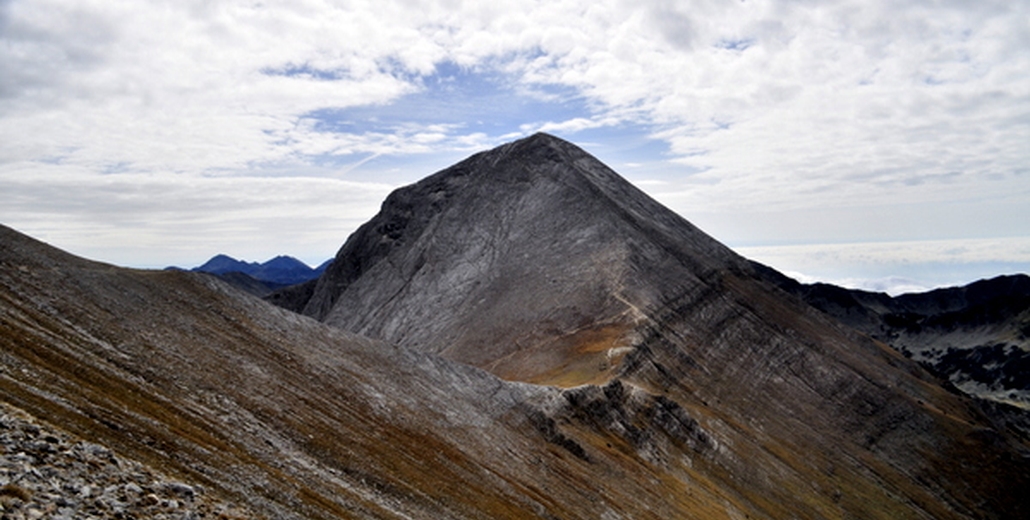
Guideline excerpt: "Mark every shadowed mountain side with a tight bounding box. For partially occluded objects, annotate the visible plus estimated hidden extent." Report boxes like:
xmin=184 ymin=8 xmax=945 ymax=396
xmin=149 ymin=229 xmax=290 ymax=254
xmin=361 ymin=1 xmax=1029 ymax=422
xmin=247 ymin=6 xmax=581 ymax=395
xmin=273 ymin=133 xmax=1030 ymax=518
xmin=266 ymin=277 xmax=318 ymax=313
xmin=2 ymin=224 xmax=788 ymax=519
xmin=208 ymin=270 xmax=286 ymax=297
xmin=753 ymin=263 xmax=1030 ymax=408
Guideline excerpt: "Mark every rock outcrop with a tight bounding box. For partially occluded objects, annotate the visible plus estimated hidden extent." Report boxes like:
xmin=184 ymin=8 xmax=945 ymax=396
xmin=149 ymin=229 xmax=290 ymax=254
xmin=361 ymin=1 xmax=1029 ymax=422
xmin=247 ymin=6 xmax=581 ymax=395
xmin=0 ymin=401 xmax=250 ymax=520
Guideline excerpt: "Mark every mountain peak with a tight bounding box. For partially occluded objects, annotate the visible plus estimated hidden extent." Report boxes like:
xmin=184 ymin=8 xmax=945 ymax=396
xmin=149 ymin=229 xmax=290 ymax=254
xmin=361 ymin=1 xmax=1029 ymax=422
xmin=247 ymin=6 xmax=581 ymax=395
xmin=288 ymin=134 xmax=745 ymax=384
xmin=520 ymin=131 xmax=567 ymax=144
xmin=194 ymin=254 xmax=252 ymax=273
xmin=190 ymin=254 xmax=324 ymax=288
xmin=495 ymin=131 xmax=586 ymax=160
xmin=260 ymin=136 xmax=1030 ymax=518
xmin=262 ymin=255 xmax=310 ymax=270
xmin=399 ymin=132 xmax=598 ymax=197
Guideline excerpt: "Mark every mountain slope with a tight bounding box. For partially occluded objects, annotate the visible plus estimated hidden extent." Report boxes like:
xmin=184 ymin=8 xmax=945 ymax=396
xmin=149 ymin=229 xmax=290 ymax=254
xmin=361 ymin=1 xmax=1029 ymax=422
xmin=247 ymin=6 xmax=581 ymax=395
xmin=753 ymin=264 xmax=1030 ymax=408
xmin=278 ymin=132 xmax=1030 ymax=519
xmin=289 ymin=132 xmax=746 ymax=384
xmin=1 ymin=224 xmax=772 ymax=519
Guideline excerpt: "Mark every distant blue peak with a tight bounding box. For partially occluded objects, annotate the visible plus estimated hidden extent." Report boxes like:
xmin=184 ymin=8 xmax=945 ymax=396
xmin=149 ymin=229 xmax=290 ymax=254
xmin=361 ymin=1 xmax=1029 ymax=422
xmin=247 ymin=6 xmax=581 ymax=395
xmin=194 ymin=254 xmax=249 ymax=273
xmin=263 ymin=256 xmax=310 ymax=269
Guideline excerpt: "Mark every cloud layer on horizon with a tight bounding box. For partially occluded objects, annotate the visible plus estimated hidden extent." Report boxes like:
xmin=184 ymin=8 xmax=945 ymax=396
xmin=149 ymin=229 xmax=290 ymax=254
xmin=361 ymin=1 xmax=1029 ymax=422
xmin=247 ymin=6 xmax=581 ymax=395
xmin=737 ymin=237 xmax=1030 ymax=295
xmin=1 ymin=0 xmax=1028 ymax=274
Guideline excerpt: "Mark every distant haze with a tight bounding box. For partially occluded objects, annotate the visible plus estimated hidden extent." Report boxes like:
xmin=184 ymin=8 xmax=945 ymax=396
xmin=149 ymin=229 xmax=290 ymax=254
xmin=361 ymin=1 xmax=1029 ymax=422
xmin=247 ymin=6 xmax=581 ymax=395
xmin=736 ymin=237 xmax=1030 ymax=295
xmin=1 ymin=1 xmax=1027 ymax=293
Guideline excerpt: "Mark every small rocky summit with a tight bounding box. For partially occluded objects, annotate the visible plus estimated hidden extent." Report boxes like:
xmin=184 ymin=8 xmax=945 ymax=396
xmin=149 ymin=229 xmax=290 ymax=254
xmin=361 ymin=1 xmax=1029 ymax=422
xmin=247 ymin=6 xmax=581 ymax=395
xmin=0 ymin=402 xmax=250 ymax=520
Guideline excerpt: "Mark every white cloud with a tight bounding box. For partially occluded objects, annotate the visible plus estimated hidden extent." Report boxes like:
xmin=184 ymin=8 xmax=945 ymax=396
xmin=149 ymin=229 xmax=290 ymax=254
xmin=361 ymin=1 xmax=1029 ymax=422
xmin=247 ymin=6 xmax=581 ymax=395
xmin=0 ymin=0 xmax=458 ymax=174
xmin=0 ymin=163 xmax=393 ymax=267
xmin=519 ymin=115 xmax=623 ymax=135
xmin=541 ymin=0 xmax=1030 ymax=213
xmin=736 ymin=237 xmax=1030 ymax=294
xmin=739 ymin=237 xmax=1030 ymax=269
xmin=1 ymin=0 xmax=1028 ymax=271
xmin=6 ymin=0 xmax=1027 ymax=180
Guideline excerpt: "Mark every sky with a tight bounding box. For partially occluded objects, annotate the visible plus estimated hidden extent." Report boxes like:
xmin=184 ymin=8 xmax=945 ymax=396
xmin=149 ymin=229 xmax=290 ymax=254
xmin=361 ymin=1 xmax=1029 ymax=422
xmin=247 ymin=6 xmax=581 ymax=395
xmin=1 ymin=0 xmax=1028 ymax=295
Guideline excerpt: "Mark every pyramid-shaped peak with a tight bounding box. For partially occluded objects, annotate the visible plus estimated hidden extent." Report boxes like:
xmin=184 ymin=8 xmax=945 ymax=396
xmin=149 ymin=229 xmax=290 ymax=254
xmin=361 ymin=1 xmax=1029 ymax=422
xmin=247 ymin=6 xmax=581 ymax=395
xmin=292 ymin=133 xmax=748 ymax=374
xmin=480 ymin=132 xmax=591 ymax=165
xmin=194 ymin=254 xmax=250 ymax=273
xmin=405 ymin=132 xmax=612 ymax=198
xmin=264 ymin=255 xmax=310 ymax=269
xmin=507 ymin=131 xmax=580 ymax=152
xmin=522 ymin=131 xmax=566 ymax=143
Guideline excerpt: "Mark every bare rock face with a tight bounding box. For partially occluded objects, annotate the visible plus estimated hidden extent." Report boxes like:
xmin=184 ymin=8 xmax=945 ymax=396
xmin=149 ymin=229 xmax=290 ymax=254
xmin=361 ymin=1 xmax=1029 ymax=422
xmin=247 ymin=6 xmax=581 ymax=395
xmin=294 ymin=132 xmax=747 ymax=385
xmin=279 ymin=133 xmax=1030 ymax=519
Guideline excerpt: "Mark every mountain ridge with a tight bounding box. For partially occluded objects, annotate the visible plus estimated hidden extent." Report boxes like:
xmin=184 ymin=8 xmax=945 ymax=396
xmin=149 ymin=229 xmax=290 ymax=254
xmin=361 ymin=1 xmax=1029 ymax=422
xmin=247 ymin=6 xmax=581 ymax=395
xmin=752 ymin=262 xmax=1030 ymax=408
xmin=9 ymin=219 xmax=960 ymax=519
xmin=2 ymin=222 xmax=747 ymax=519
xmin=170 ymin=253 xmax=331 ymax=296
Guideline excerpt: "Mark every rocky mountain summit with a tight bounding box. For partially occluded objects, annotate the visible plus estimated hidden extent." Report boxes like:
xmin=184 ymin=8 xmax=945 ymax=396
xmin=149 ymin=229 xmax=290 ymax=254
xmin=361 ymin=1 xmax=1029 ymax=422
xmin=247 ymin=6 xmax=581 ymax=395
xmin=274 ymin=132 xmax=747 ymax=384
xmin=3 ymin=133 xmax=1029 ymax=518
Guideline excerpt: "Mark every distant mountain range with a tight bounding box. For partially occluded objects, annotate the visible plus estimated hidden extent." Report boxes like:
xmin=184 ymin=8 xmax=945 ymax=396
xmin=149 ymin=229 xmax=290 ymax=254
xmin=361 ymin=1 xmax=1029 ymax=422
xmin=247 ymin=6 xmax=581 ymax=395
xmin=169 ymin=254 xmax=331 ymax=296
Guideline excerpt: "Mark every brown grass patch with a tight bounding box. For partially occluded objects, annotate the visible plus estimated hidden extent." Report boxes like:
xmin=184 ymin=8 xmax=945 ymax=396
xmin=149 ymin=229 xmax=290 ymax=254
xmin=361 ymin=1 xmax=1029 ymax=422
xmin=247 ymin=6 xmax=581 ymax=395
xmin=0 ymin=483 xmax=32 ymax=503
xmin=489 ymin=323 xmax=635 ymax=387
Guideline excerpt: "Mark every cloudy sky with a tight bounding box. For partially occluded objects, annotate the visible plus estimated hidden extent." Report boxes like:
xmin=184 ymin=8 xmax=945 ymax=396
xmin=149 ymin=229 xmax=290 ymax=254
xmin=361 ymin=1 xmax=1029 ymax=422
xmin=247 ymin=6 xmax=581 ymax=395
xmin=2 ymin=0 xmax=1028 ymax=294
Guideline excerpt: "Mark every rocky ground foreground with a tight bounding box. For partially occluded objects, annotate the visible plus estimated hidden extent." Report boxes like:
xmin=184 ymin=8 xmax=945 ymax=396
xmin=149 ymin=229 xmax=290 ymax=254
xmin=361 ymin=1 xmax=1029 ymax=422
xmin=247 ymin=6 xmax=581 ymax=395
xmin=0 ymin=402 xmax=251 ymax=520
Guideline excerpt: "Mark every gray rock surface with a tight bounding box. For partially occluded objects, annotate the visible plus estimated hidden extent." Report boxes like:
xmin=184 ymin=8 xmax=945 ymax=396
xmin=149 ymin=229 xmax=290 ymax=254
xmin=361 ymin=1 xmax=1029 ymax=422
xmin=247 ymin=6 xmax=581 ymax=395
xmin=0 ymin=401 xmax=249 ymax=519
xmin=287 ymin=132 xmax=748 ymax=383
